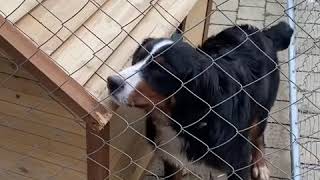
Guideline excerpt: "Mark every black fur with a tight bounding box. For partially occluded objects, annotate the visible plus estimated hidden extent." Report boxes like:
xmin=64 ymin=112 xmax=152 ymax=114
xmin=139 ymin=22 xmax=293 ymax=180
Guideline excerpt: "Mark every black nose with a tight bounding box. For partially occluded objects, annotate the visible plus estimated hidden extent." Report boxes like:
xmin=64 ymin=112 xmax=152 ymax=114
xmin=107 ymin=76 xmax=124 ymax=93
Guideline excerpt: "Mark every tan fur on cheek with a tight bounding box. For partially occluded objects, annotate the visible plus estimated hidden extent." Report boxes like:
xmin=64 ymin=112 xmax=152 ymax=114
xmin=127 ymin=80 xmax=166 ymax=109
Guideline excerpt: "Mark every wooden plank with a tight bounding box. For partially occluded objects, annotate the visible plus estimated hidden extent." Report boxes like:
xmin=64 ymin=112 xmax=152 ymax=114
xmin=0 ymin=15 xmax=112 ymax=131
xmin=51 ymin=0 xmax=153 ymax=85
xmin=41 ymin=140 xmax=87 ymax=161
xmin=0 ymin=170 xmax=33 ymax=180
xmin=119 ymin=143 xmax=154 ymax=180
xmin=0 ymin=125 xmax=48 ymax=152
xmin=0 ymin=0 xmax=43 ymax=23
xmin=106 ymin=107 xmax=156 ymax=180
xmin=49 ymin=168 xmax=87 ymax=180
xmin=87 ymin=125 xmax=109 ymax=180
xmin=85 ymin=0 xmax=198 ymax=102
xmin=0 ymin=114 xmax=86 ymax=148
xmin=203 ymin=0 xmax=212 ymax=42
xmin=15 ymin=0 xmax=108 ymax=55
xmin=136 ymin=153 xmax=155 ymax=180
xmin=108 ymin=107 xmax=147 ymax=171
xmin=0 ymin=56 xmax=37 ymax=80
xmin=8 ymin=152 xmax=85 ymax=180
xmin=0 ymin=87 xmax=75 ymax=119
xmin=183 ymin=0 xmax=209 ymax=46
xmin=0 ymin=73 xmax=51 ymax=99
xmin=0 ymin=134 xmax=86 ymax=173
xmin=0 ymin=100 xmax=85 ymax=136
xmin=0 ymin=124 xmax=86 ymax=161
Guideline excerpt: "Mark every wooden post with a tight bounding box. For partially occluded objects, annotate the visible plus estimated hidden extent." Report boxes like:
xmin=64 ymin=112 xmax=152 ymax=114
xmin=203 ymin=0 xmax=213 ymax=42
xmin=87 ymin=124 xmax=110 ymax=180
xmin=183 ymin=0 xmax=210 ymax=46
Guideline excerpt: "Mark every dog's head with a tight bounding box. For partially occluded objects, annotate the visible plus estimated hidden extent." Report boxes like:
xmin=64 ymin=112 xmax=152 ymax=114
xmin=107 ymin=38 xmax=199 ymax=111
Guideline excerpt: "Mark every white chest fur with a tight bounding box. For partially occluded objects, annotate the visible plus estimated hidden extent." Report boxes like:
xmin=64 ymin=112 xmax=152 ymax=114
xmin=152 ymin=123 xmax=226 ymax=180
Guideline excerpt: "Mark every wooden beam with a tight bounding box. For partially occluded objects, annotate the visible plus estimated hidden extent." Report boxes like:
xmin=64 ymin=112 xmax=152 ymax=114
xmin=203 ymin=0 xmax=213 ymax=42
xmin=15 ymin=0 xmax=109 ymax=55
xmin=0 ymin=0 xmax=44 ymax=23
xmin=87 ymin=124 xmax=109 ymax=180
xmin=0 ymin=15 xmax=111 ymax=131
xmin=183 ymin=0 xmax=210 ymax=46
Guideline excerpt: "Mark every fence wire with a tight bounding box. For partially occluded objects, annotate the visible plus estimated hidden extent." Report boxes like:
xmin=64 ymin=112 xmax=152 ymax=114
xmin=0 ymin=0 xmax=319 ymax=180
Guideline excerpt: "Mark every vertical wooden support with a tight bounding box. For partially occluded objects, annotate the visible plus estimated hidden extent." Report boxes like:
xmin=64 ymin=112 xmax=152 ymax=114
xmin=203 ymin=0 xmax=213 ymax=42
xmin=87 ymin=124 xmax=110 ymax=180
xmin=183 ymin=0 xmax=210 ymax=46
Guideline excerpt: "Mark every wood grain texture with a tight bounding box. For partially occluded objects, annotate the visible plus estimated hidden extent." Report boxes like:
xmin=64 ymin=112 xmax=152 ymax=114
xmin=51 ymin=0 xmax=153 ymax=85
xmin=15 ymin=0 xmax=108 ymax=55
xmin=87 ymin=124 xmax=109 ymax=180
xmin=85 ymin=0 xmax=198 ymax=103
xmin=184 ymin=0 xmax=209 ymax=46
xmin=0 ymin=0 xmax=43 ymax=23
xmin=0 ymin=15 xmax=111 ymax=131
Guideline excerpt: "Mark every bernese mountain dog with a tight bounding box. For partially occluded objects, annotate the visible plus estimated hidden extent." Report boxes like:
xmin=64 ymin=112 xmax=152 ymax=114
xmin=107 ymin=22 xmax=293 ymax=180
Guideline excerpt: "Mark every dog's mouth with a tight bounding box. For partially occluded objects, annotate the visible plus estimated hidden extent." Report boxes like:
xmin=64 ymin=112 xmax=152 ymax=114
xmin=108 ymin=89 xmax=151 ymax=110
xmin=109 ymin=93 xmax=121 ymax=105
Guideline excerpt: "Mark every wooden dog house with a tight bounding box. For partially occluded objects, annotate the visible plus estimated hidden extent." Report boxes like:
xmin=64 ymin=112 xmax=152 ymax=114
xmin=0 ymin=0 xmax=210 ymax=179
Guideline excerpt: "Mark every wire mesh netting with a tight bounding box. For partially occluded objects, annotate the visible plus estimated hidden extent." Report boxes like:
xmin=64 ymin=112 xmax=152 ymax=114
xmin=293 ymin=0 xmax=320 ymax=179
xmin=0 ymin=0 xmax=319 ymax=180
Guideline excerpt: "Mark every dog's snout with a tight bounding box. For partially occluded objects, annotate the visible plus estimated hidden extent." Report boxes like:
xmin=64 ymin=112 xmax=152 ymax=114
xmin=107 ymin=76 xmax=124 ymax=93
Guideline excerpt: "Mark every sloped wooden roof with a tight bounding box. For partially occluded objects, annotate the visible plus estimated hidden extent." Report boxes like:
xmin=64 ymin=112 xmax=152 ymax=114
xmin=0 ymin=0 xmax=198 ymax=130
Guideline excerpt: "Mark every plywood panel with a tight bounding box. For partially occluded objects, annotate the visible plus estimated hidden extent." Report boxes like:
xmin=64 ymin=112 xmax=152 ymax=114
xmin=0 ymin=87 xmax=74 ymax=119
xmin=0 ymin=124 xmax=85 ymax=162
xmin=11 ymin=155 xmax=84 ymax=180
xmin=0 ymin=0 xmax=43 ymax=23
xmin=49 ymin=168 xmax=87 ymax=180
xmin=0 ymin=73 xmax=50 ymax=100
xmin=0 ymin=114 xmax=85 ymax=148
xmin=0 ymin=170 xmax=33 ymax=180
xmin=0 ymin=135 xmax=86 ymax=173
xmin=0 ymin=100 xmax=84 ymax=135
xmin=51 ymin=0 xmax=153 ymax=85
xmin=0 ymin=56 xmax=37 ymax=80
xmin=107 ymin=106 xmax=155 ymax=179
xmin=16 ymin=0 xmax=108 ymax=55
xmin=85 ymin=0 xmax=198 ymax=102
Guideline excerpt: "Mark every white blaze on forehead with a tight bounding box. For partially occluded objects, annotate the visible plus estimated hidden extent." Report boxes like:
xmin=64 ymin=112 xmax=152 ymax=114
xmin=113 ymin=39 xmax=174 ymax=104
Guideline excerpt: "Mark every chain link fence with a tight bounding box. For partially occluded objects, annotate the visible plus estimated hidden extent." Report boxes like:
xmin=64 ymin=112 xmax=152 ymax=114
xmin=0 ymin=0 xmax=319 ymax=180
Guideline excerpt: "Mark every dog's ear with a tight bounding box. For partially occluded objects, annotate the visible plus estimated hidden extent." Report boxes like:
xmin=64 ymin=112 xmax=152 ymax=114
xmin=263 ymin=21 xmax=293 ymax=51
xmin=132 ymin=38 xmax=156 ymax=65
xmin=141 ymin=38 xmax=155 ymax=46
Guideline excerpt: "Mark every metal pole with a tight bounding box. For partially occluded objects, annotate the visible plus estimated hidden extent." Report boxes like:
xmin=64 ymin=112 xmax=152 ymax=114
xmin=286 ymin=0 xmax=301 ymax=179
